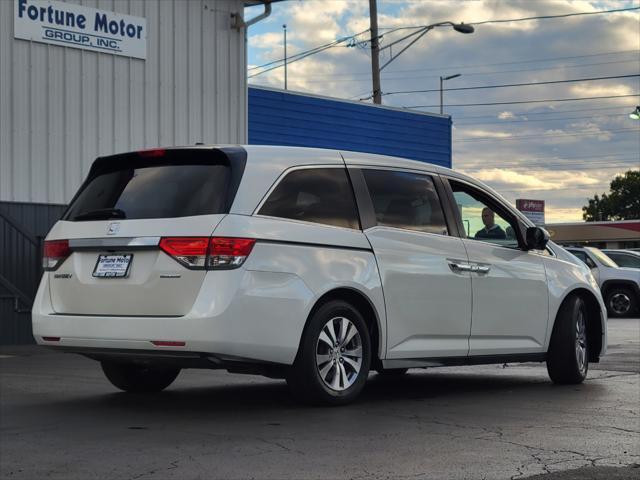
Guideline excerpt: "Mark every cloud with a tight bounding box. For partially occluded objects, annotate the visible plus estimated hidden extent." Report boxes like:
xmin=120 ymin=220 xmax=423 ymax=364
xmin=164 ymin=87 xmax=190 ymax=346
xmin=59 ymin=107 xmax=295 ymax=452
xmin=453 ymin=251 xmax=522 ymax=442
xmin=249 ymin=32 xmax=283 ymax=50
xmin=455 ymin=129 xmax=513 ymax=138
xmin=463 ymin=168 xmax=602 ymax=191
xmin=570 ymin=83 xmax=636 ymax=97
xmin=545 ymin=207 xmax=585 ymax=223
xmin=248 ymin=0 xmax=640 ymax=222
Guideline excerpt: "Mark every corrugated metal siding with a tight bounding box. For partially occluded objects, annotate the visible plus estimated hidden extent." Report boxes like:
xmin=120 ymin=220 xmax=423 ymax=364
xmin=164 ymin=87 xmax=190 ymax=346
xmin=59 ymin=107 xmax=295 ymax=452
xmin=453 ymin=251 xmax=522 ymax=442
xmin=0 ymin=0 xmax=247 ymax=205
xmin=0 ymin=201 xmax=67 ymax=344
xmin=248 ymin=86 xmax=452 ymax=168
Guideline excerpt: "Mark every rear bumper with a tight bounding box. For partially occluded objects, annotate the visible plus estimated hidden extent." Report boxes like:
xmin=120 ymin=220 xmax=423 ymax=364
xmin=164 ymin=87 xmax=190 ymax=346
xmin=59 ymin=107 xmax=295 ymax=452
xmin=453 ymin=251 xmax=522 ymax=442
xmin=32 ymin=268 xmax=315 ymax=366
xmin=42 ymin=346 xmax=289 ymax=377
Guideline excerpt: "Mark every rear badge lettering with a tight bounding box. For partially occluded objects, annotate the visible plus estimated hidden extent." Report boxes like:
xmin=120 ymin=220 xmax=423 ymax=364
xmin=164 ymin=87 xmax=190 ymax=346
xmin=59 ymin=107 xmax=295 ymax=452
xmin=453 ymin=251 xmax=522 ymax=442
xmin=54 ymin=273 xmax=72 ymax=279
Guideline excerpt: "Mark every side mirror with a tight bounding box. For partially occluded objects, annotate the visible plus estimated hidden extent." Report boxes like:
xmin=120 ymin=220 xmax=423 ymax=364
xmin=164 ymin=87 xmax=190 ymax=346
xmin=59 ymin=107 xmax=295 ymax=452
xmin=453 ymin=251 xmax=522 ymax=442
xmin=526 ymin=226 xmax=549 ymax=250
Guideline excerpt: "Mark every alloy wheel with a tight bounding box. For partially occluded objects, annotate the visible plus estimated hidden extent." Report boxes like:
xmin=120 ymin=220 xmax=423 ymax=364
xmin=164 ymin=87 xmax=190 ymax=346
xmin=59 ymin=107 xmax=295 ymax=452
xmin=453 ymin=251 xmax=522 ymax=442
xmin=610 ymin=292 xmax=631 ymax=315
xmin=575 ymin=309 xmax=587 ymax=374
xmin=315 ymin=317 xmax=363 ymax=391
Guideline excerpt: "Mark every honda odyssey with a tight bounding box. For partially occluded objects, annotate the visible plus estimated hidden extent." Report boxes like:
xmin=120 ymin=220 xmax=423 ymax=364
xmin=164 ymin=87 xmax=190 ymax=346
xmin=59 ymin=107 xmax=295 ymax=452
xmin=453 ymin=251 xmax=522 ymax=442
xmin=32 ymin=146 xmax=607 ymax=404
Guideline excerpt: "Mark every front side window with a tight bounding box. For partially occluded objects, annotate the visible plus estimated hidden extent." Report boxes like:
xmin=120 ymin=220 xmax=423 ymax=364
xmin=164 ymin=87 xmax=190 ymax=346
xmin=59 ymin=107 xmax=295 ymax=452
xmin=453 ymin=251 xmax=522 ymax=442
xmin=362 ymin=169 xmax=448 ymax=235
xmin=449 ymin=180 xmax=520 ymax=249
xmin=258 ymin=168 xmax=359 ymax=229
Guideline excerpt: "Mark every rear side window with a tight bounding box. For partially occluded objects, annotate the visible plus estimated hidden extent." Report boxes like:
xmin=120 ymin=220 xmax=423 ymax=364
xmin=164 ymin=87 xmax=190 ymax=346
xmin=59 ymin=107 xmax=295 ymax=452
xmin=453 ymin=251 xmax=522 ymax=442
xmin=258 ymin=168 xmax=359 ymax=229
xmin=65 ymin=152 xmax=233 ymax=221
xmin=362 ymin=169 xmax=448 ymax=235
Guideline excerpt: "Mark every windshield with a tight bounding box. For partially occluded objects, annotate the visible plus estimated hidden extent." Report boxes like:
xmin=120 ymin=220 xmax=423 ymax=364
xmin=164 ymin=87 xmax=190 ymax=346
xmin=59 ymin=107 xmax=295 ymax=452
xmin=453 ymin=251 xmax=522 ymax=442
xmin=587 ymin=247 xmax=619 ymax=268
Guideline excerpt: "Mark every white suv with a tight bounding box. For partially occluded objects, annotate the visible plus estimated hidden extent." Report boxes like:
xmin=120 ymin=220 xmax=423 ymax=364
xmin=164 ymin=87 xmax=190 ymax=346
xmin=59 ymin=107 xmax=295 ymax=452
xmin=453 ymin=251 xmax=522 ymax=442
xmin=32 ymin=146 xmax=607 ymax=405
xmin=566 ymin=247 xmax=639 ymax=318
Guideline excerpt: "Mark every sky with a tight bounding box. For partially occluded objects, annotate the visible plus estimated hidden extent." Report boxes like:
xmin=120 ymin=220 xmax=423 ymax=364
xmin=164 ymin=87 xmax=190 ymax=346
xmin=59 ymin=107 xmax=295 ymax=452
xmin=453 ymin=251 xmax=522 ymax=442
xmin=245 ymin=0 xmax=640 ymax=223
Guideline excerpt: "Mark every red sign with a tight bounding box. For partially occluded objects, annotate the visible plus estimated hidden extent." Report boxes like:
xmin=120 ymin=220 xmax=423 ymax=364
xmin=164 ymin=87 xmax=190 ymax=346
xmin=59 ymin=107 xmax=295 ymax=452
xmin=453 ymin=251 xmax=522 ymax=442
xmin=516 ymin=199 xmax=545 ymax=225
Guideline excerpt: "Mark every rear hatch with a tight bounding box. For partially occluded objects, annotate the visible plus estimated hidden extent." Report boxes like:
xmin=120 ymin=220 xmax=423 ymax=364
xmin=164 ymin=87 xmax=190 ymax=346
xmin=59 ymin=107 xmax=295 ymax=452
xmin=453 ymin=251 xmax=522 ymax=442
xmin=46 ymin=147 xmax=246 ymax=316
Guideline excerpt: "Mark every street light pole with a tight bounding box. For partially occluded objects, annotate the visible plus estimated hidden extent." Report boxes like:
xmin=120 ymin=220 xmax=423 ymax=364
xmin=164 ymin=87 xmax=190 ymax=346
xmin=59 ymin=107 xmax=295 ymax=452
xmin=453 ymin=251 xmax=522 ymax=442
xmin=369 ymin=0 xmax=381 ymax=104
xmin=371 ymin=21 xmax=473 ymax=105
xmin=440 ymin=73 xmax=461 ymax=115
xmin=283 ymin=24 xmax=288 ymax=90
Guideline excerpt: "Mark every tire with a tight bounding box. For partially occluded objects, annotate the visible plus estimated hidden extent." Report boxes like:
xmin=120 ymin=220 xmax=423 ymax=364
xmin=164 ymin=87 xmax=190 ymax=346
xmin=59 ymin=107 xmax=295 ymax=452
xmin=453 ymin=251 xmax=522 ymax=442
xmin=101 ymin=361 xmax=180 ymax=393
xmin=287 ymin=300 xmax=371 ymax=405
xmin=605 ymin=287 xmax=637 ymax=318
xmin=376 ymin=368 xmax=409 ymax=377
xmin=546 ymin=295 xmax=588 ymax=384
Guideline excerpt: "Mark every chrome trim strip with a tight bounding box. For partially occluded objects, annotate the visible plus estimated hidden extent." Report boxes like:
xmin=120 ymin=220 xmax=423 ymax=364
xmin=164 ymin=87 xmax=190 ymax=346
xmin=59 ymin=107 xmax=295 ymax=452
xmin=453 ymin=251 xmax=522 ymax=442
xmin=68 ymin=237 xmax=161 ymax=250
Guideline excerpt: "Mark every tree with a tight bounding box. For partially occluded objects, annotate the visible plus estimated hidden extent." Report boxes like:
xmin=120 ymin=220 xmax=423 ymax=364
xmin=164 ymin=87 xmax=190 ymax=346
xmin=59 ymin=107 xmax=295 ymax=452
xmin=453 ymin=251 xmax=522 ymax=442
xmin=583 ymin=170 xmax=640 ymax=221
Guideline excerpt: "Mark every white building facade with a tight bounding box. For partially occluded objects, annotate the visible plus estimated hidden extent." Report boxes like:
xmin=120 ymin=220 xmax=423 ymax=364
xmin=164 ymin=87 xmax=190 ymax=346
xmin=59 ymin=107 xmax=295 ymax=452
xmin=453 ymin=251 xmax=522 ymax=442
xmin=1 ymin=0 xmax=250 ymax=205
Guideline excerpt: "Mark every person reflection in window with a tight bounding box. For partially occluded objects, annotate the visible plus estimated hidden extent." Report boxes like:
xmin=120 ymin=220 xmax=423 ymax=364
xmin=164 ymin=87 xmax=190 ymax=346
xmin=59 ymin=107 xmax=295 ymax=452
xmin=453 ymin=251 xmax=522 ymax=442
xmin=475 ymin=208 xmax=506 ymax=240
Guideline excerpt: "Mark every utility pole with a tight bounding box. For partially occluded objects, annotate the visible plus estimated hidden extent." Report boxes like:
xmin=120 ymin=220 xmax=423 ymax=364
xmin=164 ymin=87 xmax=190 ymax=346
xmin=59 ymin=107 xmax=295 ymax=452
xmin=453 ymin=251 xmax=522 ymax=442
xmin=440 ymin=76 xmax=444 ymax=115
xmin=283 ymin=24 xmax=288 ymax=90
xmin=369 ymin=0 xmax=381 ymax=104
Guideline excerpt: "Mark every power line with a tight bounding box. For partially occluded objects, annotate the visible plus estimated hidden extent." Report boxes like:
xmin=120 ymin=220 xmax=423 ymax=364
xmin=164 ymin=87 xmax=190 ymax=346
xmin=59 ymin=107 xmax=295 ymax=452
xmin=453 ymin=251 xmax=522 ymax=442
xmin=246 ymin=6 xmax=639 ymax=77
xmin=453 ymin=104 xmax=636 ymax=120
xmin=248 ymin=29 xmax=369 ymax=72
xmin=406 ymin=93 xmax=640 ymax=108
xmin=461 ymin=164 xmax=638 ymax=173
xmin=455 ymin=127 xmax=639 ymax=142
xmin=469 ymin=6 xmax=639 ymax=25
xmin=291 ymin=58 xmax=640 ymax=84
xmin=383 ymin=74 xmax=640 ymax=96
xmin=262 ymin=48 xmax=639 ymax=80
xmin=458 ymin=154 xmax=639 ymax=167
xmin=249 ymin=42 xmax=349 ymax=78
xmin=431 ymin=58 xmax=640 ymax=79
xmin=455 ymin=113 xmax=628 ymax=126
xmin=457 ymin=155 xmax=640 ymax=165
xmin=458 ymin=162 xmax=640 ymax=173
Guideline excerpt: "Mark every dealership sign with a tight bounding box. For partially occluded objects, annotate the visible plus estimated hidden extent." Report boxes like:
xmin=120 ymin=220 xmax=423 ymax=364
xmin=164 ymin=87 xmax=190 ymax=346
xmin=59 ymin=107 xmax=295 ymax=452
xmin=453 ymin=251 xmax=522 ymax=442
xmin=516 ymin=199 xmax=545 ymax=226
xmin=14 ymin=0 xmax=147 ymax=59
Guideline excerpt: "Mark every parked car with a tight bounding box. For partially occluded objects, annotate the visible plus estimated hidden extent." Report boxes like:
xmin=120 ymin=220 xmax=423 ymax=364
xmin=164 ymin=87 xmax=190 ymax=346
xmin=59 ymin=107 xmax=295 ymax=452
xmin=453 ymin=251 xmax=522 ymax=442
xmin=32 ymin=146 xmax=607 ymax=405
xmin=566 ymin=247 xmax=639 ymax=318
xmin=602 ymin=249 xmax=640 ymax=269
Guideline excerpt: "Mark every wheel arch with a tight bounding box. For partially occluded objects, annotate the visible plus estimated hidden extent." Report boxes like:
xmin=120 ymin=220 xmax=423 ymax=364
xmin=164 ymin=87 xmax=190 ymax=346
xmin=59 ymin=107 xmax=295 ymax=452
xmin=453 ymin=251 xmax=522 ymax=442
xmin=296 ymin=287 xmax=384 ymax=370
xmin=601 ymin=279 xmax=640 ymax=299
xmin=552 ymin=288 xmax=604 ymax=362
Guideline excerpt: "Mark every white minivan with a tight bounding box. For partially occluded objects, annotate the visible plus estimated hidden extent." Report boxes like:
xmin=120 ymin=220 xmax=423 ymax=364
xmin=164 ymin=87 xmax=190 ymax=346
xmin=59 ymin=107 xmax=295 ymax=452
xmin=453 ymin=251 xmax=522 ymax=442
xmin=32 ymin=146 xmax=607 ymax=405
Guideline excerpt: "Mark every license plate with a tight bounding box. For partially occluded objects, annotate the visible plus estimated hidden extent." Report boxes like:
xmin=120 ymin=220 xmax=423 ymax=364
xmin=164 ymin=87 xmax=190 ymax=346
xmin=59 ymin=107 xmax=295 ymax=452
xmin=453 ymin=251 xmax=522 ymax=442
xmin=92 ymin=254 xmax=133 ymax=278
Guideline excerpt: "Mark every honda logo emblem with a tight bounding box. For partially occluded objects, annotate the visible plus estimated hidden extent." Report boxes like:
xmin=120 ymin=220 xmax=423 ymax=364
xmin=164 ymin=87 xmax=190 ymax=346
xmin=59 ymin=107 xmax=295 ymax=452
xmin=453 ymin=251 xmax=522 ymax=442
xmin=107 ymin=222 xmax=120 ymax=235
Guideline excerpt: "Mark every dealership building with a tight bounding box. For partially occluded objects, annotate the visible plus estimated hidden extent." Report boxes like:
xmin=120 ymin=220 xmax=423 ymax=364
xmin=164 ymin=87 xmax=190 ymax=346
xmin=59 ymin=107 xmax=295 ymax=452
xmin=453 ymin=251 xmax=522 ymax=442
xmin=0 ymin=0 xmax=452 ymax=344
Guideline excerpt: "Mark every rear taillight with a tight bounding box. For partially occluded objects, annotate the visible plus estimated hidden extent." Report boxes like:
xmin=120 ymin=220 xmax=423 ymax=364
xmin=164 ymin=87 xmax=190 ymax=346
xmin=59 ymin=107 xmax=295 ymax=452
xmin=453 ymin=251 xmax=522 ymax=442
xmin=159 ymin=237 xmax=255 ymax=270
xmin=159 ymin=237 xmax=210 ymax=269
xmin=208 ymin=237 xmax=256 ymax=269
xmin=43 ymin=240 xmax=71 ymax=271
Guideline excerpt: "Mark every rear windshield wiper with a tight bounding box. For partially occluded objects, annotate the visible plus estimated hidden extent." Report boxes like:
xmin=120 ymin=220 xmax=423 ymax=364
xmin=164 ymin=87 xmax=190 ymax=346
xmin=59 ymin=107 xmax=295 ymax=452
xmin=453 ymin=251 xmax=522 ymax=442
xmin=73 ymin=208 xmax=127 ymax=221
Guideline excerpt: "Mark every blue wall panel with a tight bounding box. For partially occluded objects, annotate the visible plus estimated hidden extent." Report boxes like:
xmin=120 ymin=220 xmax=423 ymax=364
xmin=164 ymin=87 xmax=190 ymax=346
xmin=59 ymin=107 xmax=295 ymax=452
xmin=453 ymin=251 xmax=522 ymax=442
xmin=248 ymin=87 xmax=452 ymax=168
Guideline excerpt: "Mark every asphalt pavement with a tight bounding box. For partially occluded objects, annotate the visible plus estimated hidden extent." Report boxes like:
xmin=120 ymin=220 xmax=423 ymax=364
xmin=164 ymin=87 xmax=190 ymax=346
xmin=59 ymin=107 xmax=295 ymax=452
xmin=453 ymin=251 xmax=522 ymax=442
xmin=1 ymin=319 xmax=638 ymax=480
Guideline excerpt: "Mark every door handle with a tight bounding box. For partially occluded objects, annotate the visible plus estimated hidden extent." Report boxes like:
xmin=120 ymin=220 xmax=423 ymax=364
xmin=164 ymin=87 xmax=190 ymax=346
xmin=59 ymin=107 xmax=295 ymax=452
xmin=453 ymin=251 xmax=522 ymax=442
xmin=472 ymin=265 xmax=491 ymax=274
xmin=448 ymin=262 xmax=474 ymax=273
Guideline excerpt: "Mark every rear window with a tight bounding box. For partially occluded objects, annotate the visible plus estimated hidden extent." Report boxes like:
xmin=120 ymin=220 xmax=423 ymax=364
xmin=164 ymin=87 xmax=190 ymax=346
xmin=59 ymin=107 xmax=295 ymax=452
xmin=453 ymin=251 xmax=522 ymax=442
xmin=64 ymin=152 xmax=233 ymax=221
xmin=258 ymin=168 xmax=360 ymax=229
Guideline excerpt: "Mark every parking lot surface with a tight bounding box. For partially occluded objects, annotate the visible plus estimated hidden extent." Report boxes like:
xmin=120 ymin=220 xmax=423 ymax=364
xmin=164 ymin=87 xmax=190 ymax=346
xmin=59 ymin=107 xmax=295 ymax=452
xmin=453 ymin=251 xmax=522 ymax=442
xmin=1 ymin=319 xmax=639 ymax=480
